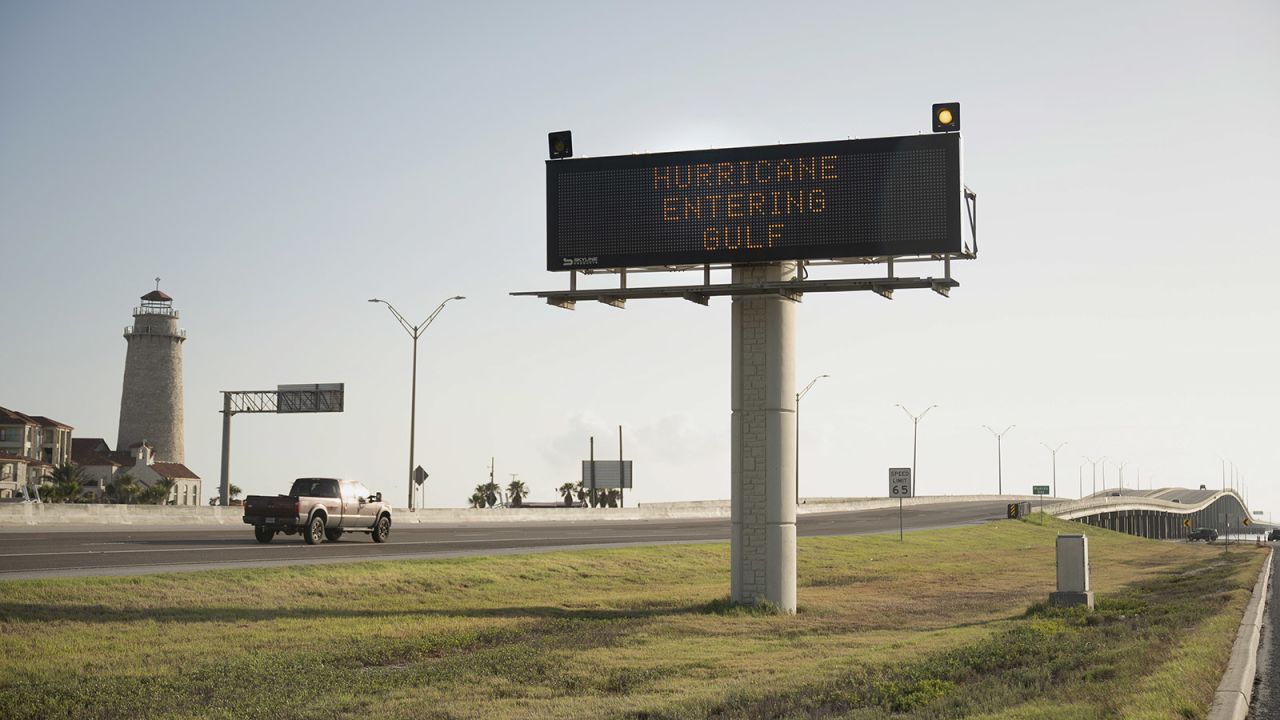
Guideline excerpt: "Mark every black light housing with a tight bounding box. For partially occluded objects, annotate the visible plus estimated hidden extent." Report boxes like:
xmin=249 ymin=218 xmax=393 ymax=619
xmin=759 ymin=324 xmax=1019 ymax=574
xmin=932 ymin=103 xmax=960 ymax=133
xmin=548 ymin=130 xmax=573 ymax=159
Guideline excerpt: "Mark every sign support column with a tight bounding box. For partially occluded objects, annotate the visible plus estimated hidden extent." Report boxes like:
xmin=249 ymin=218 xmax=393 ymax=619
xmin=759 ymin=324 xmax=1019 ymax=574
xmin=731 ymin=262 xmax=797 ymax=613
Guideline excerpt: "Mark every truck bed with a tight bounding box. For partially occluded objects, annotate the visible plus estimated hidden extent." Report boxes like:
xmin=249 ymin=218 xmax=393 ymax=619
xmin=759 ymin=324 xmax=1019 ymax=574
xmin=242 ymin=495 xmax=297 ymax=520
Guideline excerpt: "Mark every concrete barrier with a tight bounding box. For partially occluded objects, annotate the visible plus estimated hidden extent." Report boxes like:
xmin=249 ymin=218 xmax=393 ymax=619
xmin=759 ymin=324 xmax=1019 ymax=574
xmin=0 ymin=495 xmax=1042 ymax=528
xmin=1207 ymin=547 xmax=1273 ymax=720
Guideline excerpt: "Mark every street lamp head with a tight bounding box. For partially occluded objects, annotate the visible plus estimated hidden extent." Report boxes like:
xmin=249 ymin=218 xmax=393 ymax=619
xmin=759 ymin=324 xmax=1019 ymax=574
xmin=453 ymin=295 xmax=466 ymax=301
xmin=368 ymin=298 xmax=381 ymax=303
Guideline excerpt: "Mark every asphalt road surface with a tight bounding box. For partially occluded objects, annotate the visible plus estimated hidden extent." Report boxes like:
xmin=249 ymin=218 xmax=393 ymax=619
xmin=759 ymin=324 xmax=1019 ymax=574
xmin=0 ymin=500 xmax=1011 ymax=581
xmin=1250 ymin=548 xmax=1278 ymax=719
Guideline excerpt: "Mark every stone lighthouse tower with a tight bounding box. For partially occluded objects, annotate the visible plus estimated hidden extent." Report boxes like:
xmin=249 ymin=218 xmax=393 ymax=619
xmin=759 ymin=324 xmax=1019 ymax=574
xmin=117 ymin=281 xmax=186 ymax=463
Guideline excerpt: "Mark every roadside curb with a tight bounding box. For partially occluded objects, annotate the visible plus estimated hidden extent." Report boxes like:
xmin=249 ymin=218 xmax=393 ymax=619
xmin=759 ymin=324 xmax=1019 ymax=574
xmin=1207 ymin=547 xmax=1273 ymax=720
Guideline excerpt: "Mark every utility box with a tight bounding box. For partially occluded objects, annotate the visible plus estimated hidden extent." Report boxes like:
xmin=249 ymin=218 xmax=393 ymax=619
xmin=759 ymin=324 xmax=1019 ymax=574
xmin=1050 ymin=534 xmax=1094 ymax=609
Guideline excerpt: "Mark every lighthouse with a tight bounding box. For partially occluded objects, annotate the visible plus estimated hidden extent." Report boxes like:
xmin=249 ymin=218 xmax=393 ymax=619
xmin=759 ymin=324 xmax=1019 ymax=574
xmin=117 ymin=281 xmax=186 ymax=463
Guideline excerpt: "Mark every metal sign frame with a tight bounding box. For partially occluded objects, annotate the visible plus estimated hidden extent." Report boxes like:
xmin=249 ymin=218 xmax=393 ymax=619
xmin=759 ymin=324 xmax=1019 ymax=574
xmin=218 ymin=384 xmax=345 ymax=506
xmin=547 ymin=133 xmax=963 ymax=271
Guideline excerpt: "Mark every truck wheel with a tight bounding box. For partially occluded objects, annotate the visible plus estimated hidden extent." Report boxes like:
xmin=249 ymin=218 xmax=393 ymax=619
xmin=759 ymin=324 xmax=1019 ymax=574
xmin=254 ymin=526 xmax=275 ymax=544
xmin=304 ymin=516 xmax=325 ymax=545
xmin=324 ymin=528 xmax=344 ymax=542
xmin=371 ymin=515 xmax=391 ymax=543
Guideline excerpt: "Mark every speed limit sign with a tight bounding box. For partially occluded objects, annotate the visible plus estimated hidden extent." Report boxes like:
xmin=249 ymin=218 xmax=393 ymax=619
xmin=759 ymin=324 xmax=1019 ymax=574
xmin=889 ymin=468 xmax=913 ymax=498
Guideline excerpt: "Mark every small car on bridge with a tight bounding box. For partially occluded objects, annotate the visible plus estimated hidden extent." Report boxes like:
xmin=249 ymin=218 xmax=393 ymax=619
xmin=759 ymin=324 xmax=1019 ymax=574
xmin=1187 ymin=527 xmax=1218 ymax=542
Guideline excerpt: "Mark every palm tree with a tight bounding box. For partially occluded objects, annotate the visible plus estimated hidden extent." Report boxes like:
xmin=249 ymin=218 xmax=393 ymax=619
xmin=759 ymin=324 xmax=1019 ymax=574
xmin=207 ymin=485 xmax=243 ymax=505
xmin=139 ymin=477 xmax=176 ymax=505
xmin=574 ymin=480 xmax=588 ymax=507
xmin=602 ymin=489 xmax=620 ymax=508
xmin=557 ymin=482 xmax=577 ymax=506
xmin=481 ymin=481 xmax=501 ymax=508
xmin=40 ymin=462 xmax=86 ymax=503
xmin=105 ymin=473 xmax=141 ymax=504
xmin=468 ymin=489 xmax=486 ymax=508
xmin=506 ymin=479 xmax=528 ymax=507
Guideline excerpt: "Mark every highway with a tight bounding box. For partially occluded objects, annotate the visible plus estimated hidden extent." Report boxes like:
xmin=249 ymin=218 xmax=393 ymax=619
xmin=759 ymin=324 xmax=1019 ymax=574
xmin=1251 ymin=548 xmax=1278 ymax=719
xmin=0 ymin=500 xmax=1011 ymax=581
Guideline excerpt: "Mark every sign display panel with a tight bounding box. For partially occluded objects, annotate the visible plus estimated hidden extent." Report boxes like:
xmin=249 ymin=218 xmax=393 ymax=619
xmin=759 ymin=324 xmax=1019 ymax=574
xmin=582 ymin=460 xmax=633 ymax=490
xmin=547 ymin=133 xmax=961 ymax=271
xmin=889 ymin=467 xmax=913 ymax=498
xmin=1032 ymin=485 xmax=1050 ymax=496
xmin=277 ymin=383 xmax=345 ymax=414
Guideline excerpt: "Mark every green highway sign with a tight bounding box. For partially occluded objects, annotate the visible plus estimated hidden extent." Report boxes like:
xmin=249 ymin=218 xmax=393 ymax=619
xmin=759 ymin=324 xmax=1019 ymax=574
xmin=1032 ymin=486 xmax=1050 ymax=496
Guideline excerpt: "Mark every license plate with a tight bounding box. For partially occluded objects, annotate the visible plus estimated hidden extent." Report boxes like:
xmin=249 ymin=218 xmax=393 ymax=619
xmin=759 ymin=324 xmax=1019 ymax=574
xmin=266 ymin=517 xmax=275 ymax=524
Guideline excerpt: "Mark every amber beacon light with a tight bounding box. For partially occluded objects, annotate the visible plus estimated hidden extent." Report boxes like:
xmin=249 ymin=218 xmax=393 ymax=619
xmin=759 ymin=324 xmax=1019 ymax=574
xmin=932 ymin=102 xmax=960 ymax=132
xmin=548 ymin=130 xmax=573 ymax=159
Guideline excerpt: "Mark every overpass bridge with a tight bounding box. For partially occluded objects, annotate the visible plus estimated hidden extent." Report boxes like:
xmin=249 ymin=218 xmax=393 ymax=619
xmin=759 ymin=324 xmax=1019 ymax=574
xmin=1048 ymin=487 xmax=1269 ymax=539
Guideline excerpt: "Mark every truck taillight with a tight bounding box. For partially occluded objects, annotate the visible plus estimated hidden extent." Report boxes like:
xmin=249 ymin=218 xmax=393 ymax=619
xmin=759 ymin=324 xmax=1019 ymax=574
xmin=294 ymin=500 xmax=300 ymax=516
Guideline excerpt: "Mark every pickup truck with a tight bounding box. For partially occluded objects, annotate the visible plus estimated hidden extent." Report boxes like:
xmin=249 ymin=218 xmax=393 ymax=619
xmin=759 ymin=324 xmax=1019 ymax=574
xmin=242 ymin=478 xmax=392 ymax=545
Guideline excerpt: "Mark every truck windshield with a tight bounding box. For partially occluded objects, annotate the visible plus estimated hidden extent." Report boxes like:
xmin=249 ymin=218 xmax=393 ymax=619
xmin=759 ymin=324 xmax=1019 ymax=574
xmin=290 ymin=479 xmax=339 ymax=498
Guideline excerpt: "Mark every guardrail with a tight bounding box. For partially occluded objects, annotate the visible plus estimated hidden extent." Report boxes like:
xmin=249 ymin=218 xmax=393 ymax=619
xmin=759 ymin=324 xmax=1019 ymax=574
xmin=1045 ymin=489 xmax=1247 ymax=520
xmin=0 ymin=495 xmax=1042 ymax=527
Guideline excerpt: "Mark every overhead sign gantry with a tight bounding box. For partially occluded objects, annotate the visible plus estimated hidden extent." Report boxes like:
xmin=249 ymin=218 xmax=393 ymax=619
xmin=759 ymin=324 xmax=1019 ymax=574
xmin=217 ymin=383 xmax=344 ymax=506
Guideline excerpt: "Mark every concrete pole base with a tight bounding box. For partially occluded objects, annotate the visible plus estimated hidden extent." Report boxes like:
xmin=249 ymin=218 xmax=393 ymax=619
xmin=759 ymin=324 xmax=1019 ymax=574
xmin=1049 ymin=591 xmax=1095 ymax=609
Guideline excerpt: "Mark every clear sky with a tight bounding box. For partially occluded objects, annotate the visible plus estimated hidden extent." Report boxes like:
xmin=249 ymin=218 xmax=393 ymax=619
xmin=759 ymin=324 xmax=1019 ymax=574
xmin=2 ymin=1 xmax=1277 ymax=514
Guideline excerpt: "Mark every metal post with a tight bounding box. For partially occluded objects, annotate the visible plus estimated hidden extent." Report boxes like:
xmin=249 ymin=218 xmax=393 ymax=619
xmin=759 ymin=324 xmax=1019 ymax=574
xmin=796 ymin=375 xmax=829 ymax=506
xmin=998 ymin=435 xmax=1003 ymax=495
xmin=219 ymin=392 xmax=232 ymax=506
xmin=898 ymin=405 xmax=934 ymax=497
xmin=1042 ymin=442 xmax=1065 ymax=498
xmin=589 ymin=436 xmax=596 ymax=507
xmin=408 ymin=333 xmax=418 ymax=511
xmin=618 ymin=425 xmax=624 ymax=508
xmin=899 ymin=496 xmax=904 ymax=541
xmin=369 ymin=296 xmax=463 ymax=514
xmin=985 ymin=425 xmax=1013 ymax=495
xmin=912 ymin=422 xmax=918 ymax=493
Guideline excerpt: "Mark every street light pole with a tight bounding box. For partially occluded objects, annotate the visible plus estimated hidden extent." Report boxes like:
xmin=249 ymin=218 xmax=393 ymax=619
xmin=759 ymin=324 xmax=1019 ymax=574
xmin=1082 ymin=456 xmax=1103 ymax=497
xmin=1040 ymin=442 xmax=1067 ymax=498
xmin=1117 ymin=461 xmax=1128 ymax=493
xmin=795 ymin=374 xmax=829 ymax=505
xmin=1077 ymin=461 xmax=1086 ymax=499
xmin=983 ymin=425 xmax=1015 ymax=495
xmin=369 ymin=295 xmax=465 ymax=511
xmin=897 ymin=404 xmax=937 ymax=496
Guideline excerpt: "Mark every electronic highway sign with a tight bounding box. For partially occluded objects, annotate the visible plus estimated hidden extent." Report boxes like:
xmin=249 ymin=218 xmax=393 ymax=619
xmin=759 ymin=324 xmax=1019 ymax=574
xmin=547 ymin=133 xmax=962 ymax=271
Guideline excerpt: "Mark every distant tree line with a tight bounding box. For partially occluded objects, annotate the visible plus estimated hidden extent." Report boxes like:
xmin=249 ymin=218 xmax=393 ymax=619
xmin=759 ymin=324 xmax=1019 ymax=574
xmin=466 ymin=479 xmax=621 ymax=508
xmin=31 ymin=462 xmax=178 ymax=504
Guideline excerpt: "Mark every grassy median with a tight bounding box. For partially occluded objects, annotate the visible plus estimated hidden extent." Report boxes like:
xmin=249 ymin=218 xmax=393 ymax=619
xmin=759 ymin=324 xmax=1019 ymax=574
xmin=0 ymin=517 xmax=1267 ymax=719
